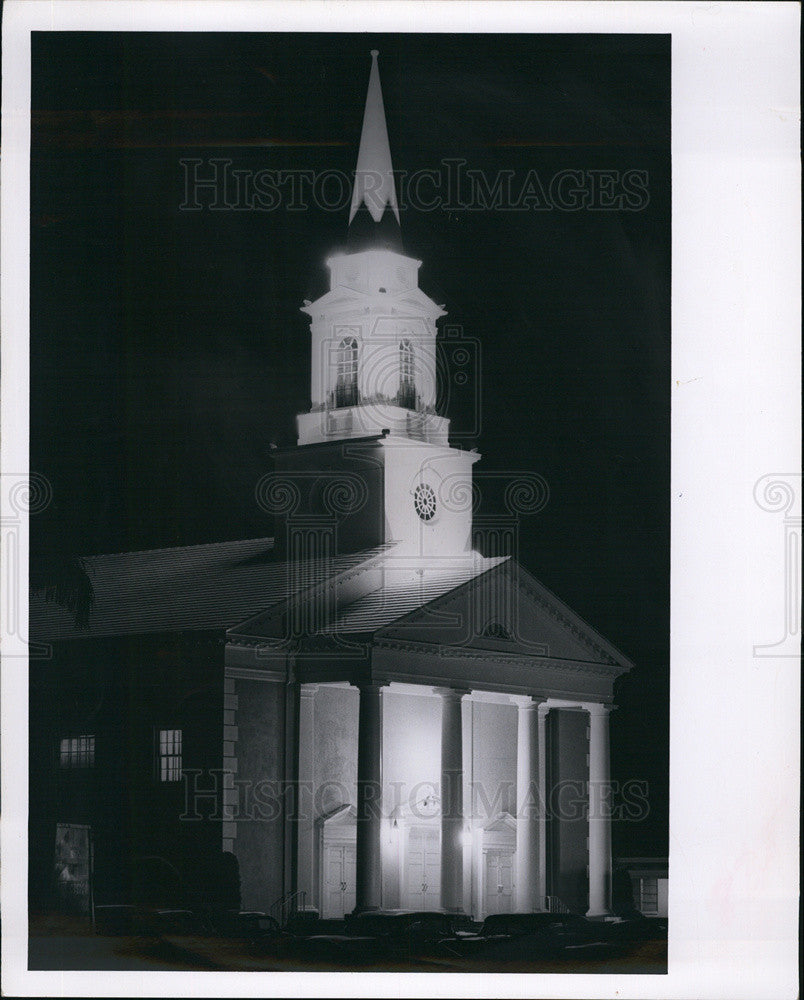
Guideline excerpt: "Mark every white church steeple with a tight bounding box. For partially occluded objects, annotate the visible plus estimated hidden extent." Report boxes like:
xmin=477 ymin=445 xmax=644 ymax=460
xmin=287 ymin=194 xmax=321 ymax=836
xmin=289 ymin=50 xmax=480 ymax=558
xmin=297 ymin=50 xmax=450 ymax=448
xmin=349 ymin=50 xmax=400 ymax=227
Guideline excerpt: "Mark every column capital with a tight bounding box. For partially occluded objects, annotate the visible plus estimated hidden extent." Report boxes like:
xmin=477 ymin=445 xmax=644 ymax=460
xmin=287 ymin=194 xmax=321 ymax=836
xmin=352 ymin=682 xmax=386 ymax=695
xmin=510 ymin=694 xmax=547 ymax=710
xmin=432 ymin=686 xmax=470 ymax=701
xmin=587 ymin=702 xmax=616 ymax=717
xmin=299 ymin=683 xmax=320 ymax=699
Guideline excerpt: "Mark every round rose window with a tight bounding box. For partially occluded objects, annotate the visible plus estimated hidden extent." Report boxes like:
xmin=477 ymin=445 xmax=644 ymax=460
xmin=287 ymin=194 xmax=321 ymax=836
xmin=413 ymin=483 xmax=437 ymax=521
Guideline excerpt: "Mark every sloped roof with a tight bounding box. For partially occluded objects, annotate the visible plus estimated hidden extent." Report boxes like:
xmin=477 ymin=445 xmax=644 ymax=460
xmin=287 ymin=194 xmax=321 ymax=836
xmin=372 ymin=558 xmax=635 ymax=672
xmin=317 ymin=555 xmax=509 ymax=634
xmin=29 ymin=537 xmax=388 ymax=642
xmin=30 ymin=538 xmax=633 ymax=676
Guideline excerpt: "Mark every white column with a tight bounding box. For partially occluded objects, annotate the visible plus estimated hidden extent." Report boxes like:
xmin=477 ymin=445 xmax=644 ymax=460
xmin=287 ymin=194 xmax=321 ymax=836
xmin=437 ymin=687 xmax=466 ymax=913
xmin=538 ymin=702 xmax=548 ymax=907
xmin=586 ymin=703 xmax=613 ymax=918
xmin=355 ymin=684 xmax=383 ymax=913
xmin=462 ymin=695 xmax=474 ymax=916
xmin=297 ymin=684 xmax=318 ymax=911
xmin=512 ymin=695 xmax=544 ymax=912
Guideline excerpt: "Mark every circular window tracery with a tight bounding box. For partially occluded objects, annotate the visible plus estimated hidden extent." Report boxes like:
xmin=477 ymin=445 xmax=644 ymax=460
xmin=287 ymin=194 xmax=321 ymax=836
xmin=413 ymin=483 xmax=437 ymax=521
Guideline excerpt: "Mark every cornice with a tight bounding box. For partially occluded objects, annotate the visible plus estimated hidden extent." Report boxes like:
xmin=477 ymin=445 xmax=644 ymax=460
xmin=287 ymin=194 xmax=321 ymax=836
xmin=508 ymin=565 xmax=622 ymax=668
xmin=376 ymin=559 xmax=623 ymax=670
xmin=224 ymin=665 xmax=287 ymax=682
xmin=372 ymin=635 xmax=621 ymax=678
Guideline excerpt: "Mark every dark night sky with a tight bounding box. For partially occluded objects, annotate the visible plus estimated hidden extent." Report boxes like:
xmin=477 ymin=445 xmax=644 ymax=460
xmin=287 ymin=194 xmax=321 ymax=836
xmin=30 ymin=32 xmax=670 ymax=854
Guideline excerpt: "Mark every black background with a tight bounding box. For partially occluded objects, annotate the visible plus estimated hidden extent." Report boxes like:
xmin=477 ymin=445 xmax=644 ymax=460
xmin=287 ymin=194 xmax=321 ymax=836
xmin=30 ymin=32 xmax=670 ymax=856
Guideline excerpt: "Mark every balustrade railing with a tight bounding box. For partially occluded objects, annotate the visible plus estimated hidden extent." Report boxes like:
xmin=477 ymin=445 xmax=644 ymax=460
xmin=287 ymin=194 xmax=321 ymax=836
xmin=544 ymin=894 xmax=573 ymax=914
xmin=268 ymin=889 xmax=308 ymax=927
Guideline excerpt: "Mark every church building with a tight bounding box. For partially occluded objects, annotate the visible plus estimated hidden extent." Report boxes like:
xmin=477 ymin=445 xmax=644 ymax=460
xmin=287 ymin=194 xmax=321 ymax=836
xmin=222 ymin=51 xmax=632 ymax=922
xmin=30 ymin=51 xmax=633 ymax=925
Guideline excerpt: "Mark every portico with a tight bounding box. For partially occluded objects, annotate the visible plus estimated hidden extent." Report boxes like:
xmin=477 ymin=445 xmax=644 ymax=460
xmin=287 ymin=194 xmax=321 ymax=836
xmin=224 ymin=543 xmax=630 ymax=920
xmin=299 ymin=677 xmax=617 ymax=919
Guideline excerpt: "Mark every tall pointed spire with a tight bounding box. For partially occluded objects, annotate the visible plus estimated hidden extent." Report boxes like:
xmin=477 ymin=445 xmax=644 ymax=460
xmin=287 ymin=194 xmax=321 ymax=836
xmin=349 ymin=50 xmax=400 ymax=228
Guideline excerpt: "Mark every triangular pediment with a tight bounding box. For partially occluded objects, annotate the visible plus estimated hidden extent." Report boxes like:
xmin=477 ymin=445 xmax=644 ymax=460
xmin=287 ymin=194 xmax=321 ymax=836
xmin=320 ymin=804 xmax=357 ymax=827
xmin=484 ymin=811 xmax=517 ymax=833
xmin=376 ymin=559 xmax=633 ymax=672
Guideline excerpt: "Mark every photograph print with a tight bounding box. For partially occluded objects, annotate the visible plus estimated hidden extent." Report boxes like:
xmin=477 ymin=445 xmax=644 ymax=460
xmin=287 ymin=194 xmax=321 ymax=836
xmin=26 ymin=30 xmax=670 ymax=973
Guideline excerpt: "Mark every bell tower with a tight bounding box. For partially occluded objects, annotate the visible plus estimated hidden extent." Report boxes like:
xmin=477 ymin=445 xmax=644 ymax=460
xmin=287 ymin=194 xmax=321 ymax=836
xmin=277 ymin=50 xmax=479 ymax=558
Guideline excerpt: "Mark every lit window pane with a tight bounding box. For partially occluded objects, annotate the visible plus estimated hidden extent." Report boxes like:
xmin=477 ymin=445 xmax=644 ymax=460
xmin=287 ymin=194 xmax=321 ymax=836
xmin=398 ymin=339 xmax=416 ymax=408
xmin=334 ymin=337 xmax=358 ymax=407
xmin=157 ymin=729 xmax=182 ymax=782
xmin=59 ymin=735 xmax=95 ymax=768
xmin=640 ymin=877 xmax=658 ymax=914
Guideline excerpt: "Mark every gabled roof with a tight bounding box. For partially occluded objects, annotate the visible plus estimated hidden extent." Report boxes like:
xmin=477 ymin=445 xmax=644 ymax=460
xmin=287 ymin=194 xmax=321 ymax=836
xmin=372 ymin=558 xmax=635 ymax=672
xmin=29 ymin=537 xmax=387 ymax=643
xmin=30 ymin=535 xmax=634 ymax=680
xmin=317 ymin=555 xmax=509 ymax=634
xmin=226 ymin=547 xmax=505 ymax=643
xmin=222 ymin=546 xmax=633 ymax=677
xmin=510 ymin=560 xmax=636 ymax=671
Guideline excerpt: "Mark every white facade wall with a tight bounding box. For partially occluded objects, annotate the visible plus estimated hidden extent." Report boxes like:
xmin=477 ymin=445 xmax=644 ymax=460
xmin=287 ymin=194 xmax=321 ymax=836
xmin=380 ymin=437 xmax=479 ymax=557
xmin=304 ymin=248 xmax=442 ymax=412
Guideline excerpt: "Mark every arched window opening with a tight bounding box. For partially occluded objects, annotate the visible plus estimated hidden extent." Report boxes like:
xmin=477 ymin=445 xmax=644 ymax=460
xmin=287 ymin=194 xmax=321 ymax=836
xmin=398 ymin=339 xmax=416 ymax=409
xmin=482 ymin=620 xmax=513 ymax=641
xmin=335 ymin=337 xmax=359 ymax=408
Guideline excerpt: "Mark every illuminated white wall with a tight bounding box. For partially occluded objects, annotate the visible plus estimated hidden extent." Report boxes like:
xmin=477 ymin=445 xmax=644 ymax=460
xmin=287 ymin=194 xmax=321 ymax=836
xmin=378 ymin=689 xmax=519 ymax=915
xmin=302 ymin=248 xmax=443 ymax=414
xmin=380 ymin=437 xmax=479 ymax=556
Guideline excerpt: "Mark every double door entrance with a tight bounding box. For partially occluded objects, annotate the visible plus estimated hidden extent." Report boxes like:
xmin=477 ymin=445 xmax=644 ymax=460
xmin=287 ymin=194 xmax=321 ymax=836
xmin=319 ymin=820 xmax=518 ymax=918
xmin=323 ymin=843 xmax=356 ymax=919
xmin=323 ymin=825 xmax=442 ymax=915
xmin=403 ymin=828 xmax=515 ymax=916
xmin=483 ymin=848 xmax=514 ymax=915
xmin=404 ymin=825 xmax=441 ymax=911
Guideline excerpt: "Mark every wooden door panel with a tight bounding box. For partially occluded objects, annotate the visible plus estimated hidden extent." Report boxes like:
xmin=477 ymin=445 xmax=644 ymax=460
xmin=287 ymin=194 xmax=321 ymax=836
xmin=343 ymin=846 xmax=356 ymax=915
xmin=500 ymin=857 xmax=513 ymax=894
xmin=485 ymin=850 xmax=515 ymax=916
xmin=406 ymin=827 xmax=441 ymax=910
xmin=324 ymin=845 xmax=347 ymax=919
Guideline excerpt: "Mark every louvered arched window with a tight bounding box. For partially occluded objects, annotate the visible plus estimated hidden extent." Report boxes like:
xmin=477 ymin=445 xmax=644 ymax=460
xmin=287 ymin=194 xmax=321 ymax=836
xmin=398 ymin=339 xmax=416 ymax=409
xmin=335 ymin=337 xmax=358 ymax=407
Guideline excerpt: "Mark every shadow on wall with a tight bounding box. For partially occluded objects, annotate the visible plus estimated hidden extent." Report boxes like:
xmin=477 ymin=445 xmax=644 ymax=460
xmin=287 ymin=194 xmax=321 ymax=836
xmin=553 ymin=869 xmax=589 ymax=916
xmin=121 ymin=849 xmax=241 ymax=918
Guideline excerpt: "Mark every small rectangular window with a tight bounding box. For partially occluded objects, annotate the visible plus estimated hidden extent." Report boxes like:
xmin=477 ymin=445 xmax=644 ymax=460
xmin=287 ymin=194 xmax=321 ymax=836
xmin=639 ymin=876 xmax=659 ymax=915
xmin=59 ymin=736 xmax=95 ymax=768
xmin=157 ymin=728 xmax=182 ymax=782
